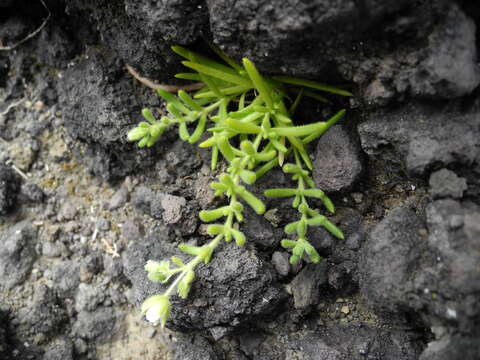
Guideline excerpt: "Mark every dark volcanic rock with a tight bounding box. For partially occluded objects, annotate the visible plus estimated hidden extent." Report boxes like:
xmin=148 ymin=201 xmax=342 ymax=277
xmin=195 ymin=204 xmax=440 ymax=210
xmin=425 ymin=200 xmax=480 ymax=297
xmin=313 ymin=125 xmax=363 ymax=193
xmin=359 ymin=2 xmax=480 ymax=104
xmin=72 ymin=307 xmax=117 ymax=342
xmin=172 ymin=334 xmax=222 ymax=360
xmin=429 ymin=168 xmax=467 ymax=199
xmin=360 ymin=208 xmax=424 ymax=314
xmin=407 ymin=3 xmax=479 ymax=99
xmin=242 ymin=210 xmax=276 ymax=249
xmin=295 ymin=325 xmax=421 ymax=360
xmin=420 ymin=334 xmax=480 ymax=360
xmin=289 ymin=262 xmax=328 ymax=309
xmin=19 ymin=183 xmax=45 ymax=203
xmin=124 ymin=0 xmax=208 ymax=45
xmin=132 ymin=186 xmax=197 ymax=235
xmin=207 ymin=0 xmax=413 ymax=78
xmin=15 ymin=285 xmax=68 ymax=339
xmin=43 ymin=338 xmax=74 ymax=360
xmin=58 ymin=47 xmax=165 ymax=180
xmin=0 ymin=164 xmax=20 ymax=215
xmin=361 ymin=198 xmax=480 ymax=341
xmin=49 ymin=260 xmax=81 ymax=298
xmin=123 ymin=231 xmax=286 ymax=332
xmin=0 ymin=220 xmax=37 ymax=289
xmin=64 ymin=0 xmax=193 ymax=81
xmin=358 ymin=101 xmax=480 ymax=176
xmin=235 ymin=324 xmax=421 ymax=360
xmin=0 ymin=311 xmax=8 ymax=357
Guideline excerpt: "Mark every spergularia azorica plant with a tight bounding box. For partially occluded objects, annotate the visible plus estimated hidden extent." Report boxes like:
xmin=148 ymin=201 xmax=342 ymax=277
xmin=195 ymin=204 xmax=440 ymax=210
xmin=128 ymin=44 xmax=352 ymax=327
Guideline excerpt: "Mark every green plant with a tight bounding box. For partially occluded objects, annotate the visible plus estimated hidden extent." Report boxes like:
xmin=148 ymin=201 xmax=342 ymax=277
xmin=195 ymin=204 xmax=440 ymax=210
xmin=128 ymin=45 xmax=351 ymax=326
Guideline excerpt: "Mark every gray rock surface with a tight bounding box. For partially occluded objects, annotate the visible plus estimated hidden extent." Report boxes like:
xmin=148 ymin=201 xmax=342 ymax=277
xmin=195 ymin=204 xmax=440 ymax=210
xmin=72 ymin=307 xmax=117 ymax=342
xmin=58 ymin=47 xmax=165 ymax=180
xmin=358 ymin=101 xmax=480 ymax=176
xmin=43 ymin=338 xmax=74 ymax=360
xmin=290 ymin=262 xmax=328 ymax=309
xmin=425 ymin=200 xmax=480 ymax=296
xmin=312 ymin=125 xmax=363 ymax=193
xmin=49 ymin=260 xmax=81 ymax=298
xmin=132 ymin=186 xmax=197 ymax=234
xmin=15 ymin=285 xmax=67 ymax=339
xmin=420 ymin=334 xmax=480 ymax=360
xmin=108 ymin=186 xmax=128 ymax=210
xmin=236 ymin=324 xmax=421 ymax=360
xmin=0 ymin=220 xmax=37 ymax=289
xmin=172 ymin=334 xmax=222 ymax=360
xmin=360 ymin=208 xmax=424 ymax=314
xmin=271 ymin=251 xmax=290 ymax=278
xmin=429 ymin=168 xmax=467 ymax=199
xmin=75 ymin=283 xmax=106 ymax=312
xmin=242 ymin=210 xmax=277 ymax=249
xmin=409 ymin=3 xmax=480 ymax=98
xmin=207 ymin=0 xmax=413 ymax=77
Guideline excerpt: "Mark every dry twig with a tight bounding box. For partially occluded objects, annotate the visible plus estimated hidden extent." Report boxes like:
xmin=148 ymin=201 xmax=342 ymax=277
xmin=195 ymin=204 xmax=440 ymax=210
xmin=126 ymin=64 xmax=204 ymax=92
xmin=0 ymin=0 xmax=51 ymax=51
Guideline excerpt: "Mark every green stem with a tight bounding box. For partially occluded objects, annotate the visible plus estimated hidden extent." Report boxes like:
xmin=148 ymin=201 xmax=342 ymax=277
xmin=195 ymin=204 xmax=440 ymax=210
xmin=164 ymin=234 xmax=223 ymax=297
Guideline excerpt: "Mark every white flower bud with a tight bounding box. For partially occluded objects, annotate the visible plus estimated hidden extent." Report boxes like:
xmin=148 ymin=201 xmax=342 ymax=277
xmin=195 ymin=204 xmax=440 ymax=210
xmin=141 ymin=295 xmax=171 ymax=328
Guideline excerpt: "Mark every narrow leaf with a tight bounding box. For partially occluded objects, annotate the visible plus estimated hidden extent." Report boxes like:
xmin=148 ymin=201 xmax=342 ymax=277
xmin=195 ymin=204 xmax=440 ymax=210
xmin=264 ymin=188 xmax=297 ymax=197
xmin=302 ymin=109 xmax=346 ymax=144
xmin=157 ymin=89 xmax=190 ymax=114
xmin=237 ymin=188 xmax=266 ymax=214
xmin=273 ymin=76 xmax=353 ymax=96
xmin=242 ymin=58 xmax=274 ymax=110
xmin=225 ymin=118 xmax=262 ymax=134
xmin=183 ymin=61 xmax=252 ymax=87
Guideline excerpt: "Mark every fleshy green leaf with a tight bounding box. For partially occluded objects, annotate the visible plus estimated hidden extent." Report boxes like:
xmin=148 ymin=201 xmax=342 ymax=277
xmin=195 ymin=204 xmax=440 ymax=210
xmin=178 ymin=270 xmax=195 ymax=299
xmin=273 ymin=76 xmax=353 ymax=96
xmin=183 ymin=61 xmax=252 ymax=87
xmin=199 ymin=207 xmax=229 ymax=222
xmin=225 ymin=118 xmax=262 ymax=134
xmin=242 ymin=58 xmax=274 ymax=110
xmin=264 ymin=188 xmax=297 ymax=197
xmin=237 ymin=187 xmax=265 ymax=214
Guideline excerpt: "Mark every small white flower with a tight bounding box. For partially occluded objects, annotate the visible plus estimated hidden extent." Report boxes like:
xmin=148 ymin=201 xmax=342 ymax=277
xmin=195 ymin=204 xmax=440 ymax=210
xmin=141 ymin=295 xmax=171 ymax=328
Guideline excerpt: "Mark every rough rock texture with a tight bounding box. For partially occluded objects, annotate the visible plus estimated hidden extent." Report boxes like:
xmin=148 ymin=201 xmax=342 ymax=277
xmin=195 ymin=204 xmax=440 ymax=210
xmin=229 ymin=324 xmax=421 ymax=360
xmin=0 ymin=164 xmax=20 ymax=215
xmin=360 ymin=208 xmax=425 ymax=315
xmin=15 ymin=285 xmax=68 ymax=340
xmin=360 ymin=199 xmax=480 ymax=358
xmin=420 ymin=334 xmax=480 ymax=360
xmin=72 ymin=307 xmax=117 ymax=342
xmin=429 ymin=168 xmax=468 ymax=199
xmin=0 ymin=220 xmax=37 ymax=289
xmin=289 ymin=262 xmax=328 ymax=309
xmin=58 ymin=47 xmax=166 ymax=180
xmin=132 ymin=186 xmax=197 ymax=235
xmin=313 ymin=125 xmax=363 ymax=193
xmin=172 ymin=334 xmax=222 ymax=360
xmin=358 ymin=101 xmax=480 ymax=177
xmin=64 ymin=0 xmax=198 ymax=81
xmin=207 ymin=0 xmax=413 ymax=77
xmin=43 ymin=338 xmax=74 ymax=360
